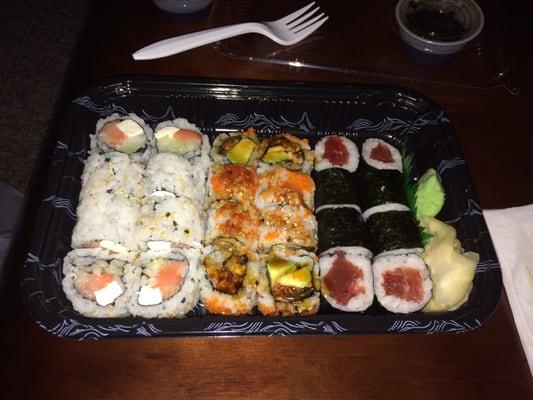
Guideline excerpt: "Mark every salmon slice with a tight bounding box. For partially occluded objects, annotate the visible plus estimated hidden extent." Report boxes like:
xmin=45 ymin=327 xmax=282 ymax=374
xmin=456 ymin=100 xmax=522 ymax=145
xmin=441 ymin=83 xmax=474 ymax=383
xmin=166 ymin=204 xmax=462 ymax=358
xmin=100 ymin=120 xmax=126 ymax=145
xmin=173 ymin=129 xmax=202 ymax=144
xmin=153 ymin=260 xmax=186 ymax=300
xmin=75 ymin=272 xmax=115 ymax=300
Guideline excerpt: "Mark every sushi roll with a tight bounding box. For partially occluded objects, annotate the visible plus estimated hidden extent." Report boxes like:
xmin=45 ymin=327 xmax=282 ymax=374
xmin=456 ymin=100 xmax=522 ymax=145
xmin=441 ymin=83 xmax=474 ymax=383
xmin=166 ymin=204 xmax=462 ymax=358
xmin=208 ymin=163 xmax=258 ymax=204
xmin=128 ymin=247 xmax=200 ymax=318
xmin=258 ymin=133 xmax=314 ymax=174
xmin=137 ymin=196 xmax=204 ymax=251
xmin=205 ymin=200 xmax=261 ymax=251
xmin=373 ymin=252 xmax=432 ymax=313
xmin=314 ymin=135 xmax=359 ymax=172
xmin=153 ymin=118 xmax=207 ymax=159
xmin=259 ymin=205 xmax=318 ymax=251
xmin=316 ymin=205 xmax=372 ymax=255
xmin=256 ymin=167 xmax=315 ymax=210
xmin=71 ymin=152 xmax=144 ymax=254
xmin=199 ymin=238 xmax=260 ymax=315
xmin=313 ymin=168 xmax=359 ymax=208
xmin=256 ymin=245 xmax=320 ymax=316
xmin=91 ymin=113 xmax=153 ymax=161
xmin=62 ymin=249 xmax=134 ymax=317
xmin=211 ymin=128 xmax=261 ymax=166
xmin=143 ymin=152 xmax=204 ymax=204
xmin=319 ymin=247 xmax=374 ymax=312
xmin=355 ymin=138 xmax=406 ymax=211
xmin=364 ymin=209 xmax=423 ymax=256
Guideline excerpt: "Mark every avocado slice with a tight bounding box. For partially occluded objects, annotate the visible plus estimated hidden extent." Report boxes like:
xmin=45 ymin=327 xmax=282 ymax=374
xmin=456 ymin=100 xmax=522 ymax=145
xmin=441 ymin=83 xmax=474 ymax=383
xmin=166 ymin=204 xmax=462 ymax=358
xmin=267 ymin=258 xmax=297 ymax=286
xmin=415 ymin=168 xmax=445 ymax=218
xmin=276 ymin=267 xmax=312 ymax=288
xmin=116 ymin=134 xmax=146 ymax=154
xmin=262 ymin=145 xmax=290 ymax=164
xmin=157 ymin=135 xmax=186 ymax=154
xmin=227 ymin=138 xmax=256 ymax=164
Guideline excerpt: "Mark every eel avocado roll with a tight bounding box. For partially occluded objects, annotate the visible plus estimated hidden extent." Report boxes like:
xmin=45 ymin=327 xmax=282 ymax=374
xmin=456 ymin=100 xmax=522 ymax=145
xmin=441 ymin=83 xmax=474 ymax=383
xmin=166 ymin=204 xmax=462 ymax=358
xmin=137 ymin=196 xmax=204 ymax=251
xmin=259 ymin=204 xmax=318 ymax=252
xmin=211 ymin=128 xmax=261 ymax=166
xmin=373 ymin=252 xmax=432 ymax=313
xmin=205 ymin=200 xmax=261 ymax=251
xmin=355 ymin=138 xmax=405 ymax=210
xmin=71 ymin=152 xmax=143 ymax=254
xmin=319 ymin=247 xmax=374 ymax=312
xmin=128 ymin=248 xmax=200 ymax=318
xmin=208 ymin=163 xmax=259 ymax=204
xmin=256 ymin=166 xmax=315 ymax=210
xmin=92 ymin=113 xmax=153 ymax=162
xmin=316 ymin=205 xmax=372 ymax=255
xmin=199 ymin=237 xmax=260 ymax=315
xmin=313 ymin=168 xmax=358 ymax=208
xmin=62 ymin=249 xmax=134 ymax=318
xmin=143 ymin=152 xmax=204 ymax=204
xmin=314 ymin=135 xmax=359 ymax=172
xmin=258 ymin=133 xmax=314 ymax=174
xmin=256 ymin=245 xmax=320 ymax=316
xmin=364 ymin=209 xmax=422 ymax=256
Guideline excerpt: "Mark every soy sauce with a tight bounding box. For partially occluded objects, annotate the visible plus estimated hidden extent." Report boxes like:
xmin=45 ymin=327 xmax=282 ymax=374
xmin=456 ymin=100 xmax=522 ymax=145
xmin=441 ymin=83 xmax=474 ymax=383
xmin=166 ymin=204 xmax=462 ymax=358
xmin=406 ymin=2 xmax=467 ymax=42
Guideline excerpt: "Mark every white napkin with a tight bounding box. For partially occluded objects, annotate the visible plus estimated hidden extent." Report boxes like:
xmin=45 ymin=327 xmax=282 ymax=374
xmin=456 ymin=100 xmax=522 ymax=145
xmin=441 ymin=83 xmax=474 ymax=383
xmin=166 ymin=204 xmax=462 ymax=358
xmin=484 ymin=205 xmax=533 ymax=376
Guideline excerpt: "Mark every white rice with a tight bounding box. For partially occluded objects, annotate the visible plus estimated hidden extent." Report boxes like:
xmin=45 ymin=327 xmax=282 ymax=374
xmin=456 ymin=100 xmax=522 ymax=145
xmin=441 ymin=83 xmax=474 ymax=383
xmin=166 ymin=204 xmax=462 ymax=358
xmin=362 ymin=138 xmax=403 ymax=172
xmin=319 ymin=248 xmax=373 ymax=312
xmin=314 ymin=135 xmax=360 ymax=172
xmin=315 ymin=203 xmax=362 ymax=214
xmin=373 ymin=252 xmax=432 ymax=313
xmin=362 ymin=203 xmax=410 ymax=221
xmin=71 ymin=153 xmax=144 ymax=252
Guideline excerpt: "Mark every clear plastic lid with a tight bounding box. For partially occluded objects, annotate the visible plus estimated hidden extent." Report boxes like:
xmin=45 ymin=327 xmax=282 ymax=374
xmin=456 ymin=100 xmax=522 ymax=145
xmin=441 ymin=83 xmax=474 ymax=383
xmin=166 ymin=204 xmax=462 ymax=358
xmin=208 ymin=0 xmax=513 ymax=91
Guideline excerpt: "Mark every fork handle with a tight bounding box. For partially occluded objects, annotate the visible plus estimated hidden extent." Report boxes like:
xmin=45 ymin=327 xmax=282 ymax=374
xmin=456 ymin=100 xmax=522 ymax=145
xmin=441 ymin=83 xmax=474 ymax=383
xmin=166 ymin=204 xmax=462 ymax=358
xmin=132 ymin=23 xmax=260 ymax=60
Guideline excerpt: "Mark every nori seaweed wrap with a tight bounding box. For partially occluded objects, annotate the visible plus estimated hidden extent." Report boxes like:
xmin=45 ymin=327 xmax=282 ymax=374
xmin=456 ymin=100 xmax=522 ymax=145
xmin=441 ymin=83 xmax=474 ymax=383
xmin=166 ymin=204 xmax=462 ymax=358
xmin=316 ymin=206 xmax=372 ymax=254
xmin=365 ymin=210 xmax=421 ymax=255
xmin=355 ymin=160 xmax=406 ymax=210
xmin=313 ymin=168 xmax=358 ymax=207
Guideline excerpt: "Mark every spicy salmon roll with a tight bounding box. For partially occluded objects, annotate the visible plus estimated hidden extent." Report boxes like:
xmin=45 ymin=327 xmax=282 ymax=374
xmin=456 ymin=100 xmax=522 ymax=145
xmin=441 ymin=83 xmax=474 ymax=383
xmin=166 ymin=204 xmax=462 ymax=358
xmin=128 ymin=248 xmax=200 ymax=318
xmin=71 ymin=152 xmax=144 ymax=254
xmin=92 ymin=113 xmax=153 ymax=161
xmin=373 ymin=252 xmax=432 ymax=313
xmin=256 ymin=167 xmax=315 ymax=210
xmin=314 ymin=135 xmax=359 ymax=172
xmin=211 ymin=128 xmax=261 ymax=166
xmin=199 ymin=237 xmax=260 ymax=315
xmin=319 ymin=247 xmax=373 ymax=312
xmin=62 ymin=249 xmax=135 ymax=317
xmin=256 ymin=245 xmax=320 ymax=316
xmin=137 ymin=196 xmax=204 ymax=251
xmin=143 ymin=152 xmax=204 ymax=204
xmin=207 ymin=163 xmax=259 ymax=204
xmin=259 ymin=205 xmax=318 ymax=252
xmin=258 ymin=133 xmax=314 ymax=174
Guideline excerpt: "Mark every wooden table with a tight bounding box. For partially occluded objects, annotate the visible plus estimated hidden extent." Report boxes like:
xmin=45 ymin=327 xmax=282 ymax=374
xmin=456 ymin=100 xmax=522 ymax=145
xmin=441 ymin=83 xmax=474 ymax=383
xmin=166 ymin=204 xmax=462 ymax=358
xmin=2 ymin=1 xmax=532 ymax=398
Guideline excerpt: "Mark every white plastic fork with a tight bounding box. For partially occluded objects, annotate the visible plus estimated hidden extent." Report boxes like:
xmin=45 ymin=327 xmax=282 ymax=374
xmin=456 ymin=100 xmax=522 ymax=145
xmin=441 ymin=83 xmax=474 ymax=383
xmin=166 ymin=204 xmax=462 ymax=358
xmin=132 ymin=2 xmax=328 ymax=60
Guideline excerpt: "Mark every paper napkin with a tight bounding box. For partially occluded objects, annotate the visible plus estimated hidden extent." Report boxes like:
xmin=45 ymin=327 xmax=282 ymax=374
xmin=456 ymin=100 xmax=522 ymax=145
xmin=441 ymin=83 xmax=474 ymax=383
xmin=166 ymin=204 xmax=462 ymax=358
xmin=484 ymin=205 xmax=533 ymax=376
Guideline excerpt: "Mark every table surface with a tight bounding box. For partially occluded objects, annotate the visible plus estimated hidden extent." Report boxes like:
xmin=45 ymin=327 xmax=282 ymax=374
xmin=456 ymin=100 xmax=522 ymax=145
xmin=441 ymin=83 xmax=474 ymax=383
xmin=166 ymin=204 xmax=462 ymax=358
xmin=2 ymin=0 xmax=533 ymax=398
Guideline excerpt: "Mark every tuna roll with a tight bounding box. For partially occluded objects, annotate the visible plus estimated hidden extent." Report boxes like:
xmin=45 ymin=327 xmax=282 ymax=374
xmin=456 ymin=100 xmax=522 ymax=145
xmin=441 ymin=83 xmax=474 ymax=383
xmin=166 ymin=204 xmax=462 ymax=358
xmin=313 ymin=168 xmax=358 ymax=208
xmin=314 ymin=135 xmax=359 ymax=172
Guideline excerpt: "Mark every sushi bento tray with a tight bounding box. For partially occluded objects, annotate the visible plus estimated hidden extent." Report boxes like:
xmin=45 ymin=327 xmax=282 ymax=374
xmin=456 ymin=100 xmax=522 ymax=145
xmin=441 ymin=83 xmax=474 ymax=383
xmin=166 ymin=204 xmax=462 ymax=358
xmin=22 ymin=76 xmax=502 ymax=340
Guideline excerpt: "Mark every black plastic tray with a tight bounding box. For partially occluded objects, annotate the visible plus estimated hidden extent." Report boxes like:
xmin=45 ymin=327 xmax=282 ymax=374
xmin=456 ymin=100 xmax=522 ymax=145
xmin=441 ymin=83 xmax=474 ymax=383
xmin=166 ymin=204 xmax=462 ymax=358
xmin=21 ymin=76 xmax=502 ymax=339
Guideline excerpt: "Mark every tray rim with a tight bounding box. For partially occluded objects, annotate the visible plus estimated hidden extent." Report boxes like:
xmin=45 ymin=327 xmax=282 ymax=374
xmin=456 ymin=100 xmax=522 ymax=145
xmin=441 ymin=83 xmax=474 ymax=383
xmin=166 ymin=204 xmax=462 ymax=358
xmin=20 ymin=75 xmax=503 ymax=340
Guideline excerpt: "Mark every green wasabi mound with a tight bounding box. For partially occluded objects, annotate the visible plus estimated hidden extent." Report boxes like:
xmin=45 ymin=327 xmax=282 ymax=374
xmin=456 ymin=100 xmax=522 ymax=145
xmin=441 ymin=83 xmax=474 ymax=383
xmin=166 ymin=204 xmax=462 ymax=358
xmin=414 ymin=168 xmax=445 ymax=218
xmin=419 ymin=216 xmax=478 ymax=312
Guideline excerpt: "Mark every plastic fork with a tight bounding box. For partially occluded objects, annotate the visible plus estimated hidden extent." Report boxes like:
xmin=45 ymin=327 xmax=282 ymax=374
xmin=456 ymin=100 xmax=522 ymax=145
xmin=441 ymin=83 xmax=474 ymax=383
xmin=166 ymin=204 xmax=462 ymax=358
xmin=132 ymin=2 xmax=328 ymax=60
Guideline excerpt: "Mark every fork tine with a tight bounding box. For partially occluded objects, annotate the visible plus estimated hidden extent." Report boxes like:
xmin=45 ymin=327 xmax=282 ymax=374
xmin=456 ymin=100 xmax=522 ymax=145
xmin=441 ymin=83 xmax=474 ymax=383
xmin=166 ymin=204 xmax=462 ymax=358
xmin=286 ymin=6 xmax=321 ymax=28
xmin=277 ymin=1 xmax=316 ymax=25
xmin=291 ymin=12 xmax=325 ymax=32
xmin=291 ymin=16 xmax=328 ymax=40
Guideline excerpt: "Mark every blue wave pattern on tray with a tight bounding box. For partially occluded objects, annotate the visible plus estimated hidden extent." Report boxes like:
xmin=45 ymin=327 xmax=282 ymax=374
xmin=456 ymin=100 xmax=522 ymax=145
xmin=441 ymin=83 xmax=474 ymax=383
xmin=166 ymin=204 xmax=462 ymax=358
xmin=54 ymin=141 xmax=87 ymax=162
xmin=215 ymin=112 xmax=316 ymax=132
xmin=38 ymin=319 xmax=163 ymax=340
xmin=42 ymin=196 xmax=77 ymax=220
xmin=444 ymin=199 xmax=483 ymax=224
xmin=140 ymin=106 xmax=177 ymax=123
xmin=203 ymin=320 xmax=348 ymax=336
xmin=72 ymin=96 xmax=129 ymax=117
xmin=437 ymin=157 xmax=467 ymax=175
xmin=388 ymin=318 xmax=481 ymax=334
xmin=476 ymin=259 xmax=500 ymax=273
xmin=345 ymin=110 xmax=449 ymax=134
